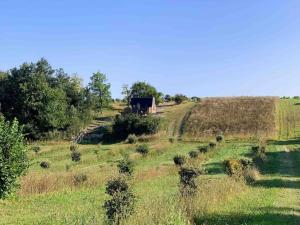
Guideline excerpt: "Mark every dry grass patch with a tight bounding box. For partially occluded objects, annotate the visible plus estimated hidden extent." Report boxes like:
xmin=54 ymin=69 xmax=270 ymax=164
xmin=182 ymin=97 xmax=278 ymax=140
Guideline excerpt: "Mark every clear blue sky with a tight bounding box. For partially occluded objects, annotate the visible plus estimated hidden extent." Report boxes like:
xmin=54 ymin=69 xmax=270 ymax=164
xmin=1 ymin=0 xmax=300 ymax=98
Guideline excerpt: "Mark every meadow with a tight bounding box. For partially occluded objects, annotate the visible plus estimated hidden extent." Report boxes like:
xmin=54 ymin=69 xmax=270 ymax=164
xmin=1 ymin=98 xmax=300 ymax=225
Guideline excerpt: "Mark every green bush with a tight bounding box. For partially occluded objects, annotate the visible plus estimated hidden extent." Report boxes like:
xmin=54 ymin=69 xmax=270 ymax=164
xmin=73 ymin=173 xmax=88 ymax=185
xmin=224 ymin=159 xmax=243 ymax=177
xmin=251 ymin=145 xmax=266 ymax=155
xmin=0 ymin=118 xmax=28 ymax=199
xmin=112 ymin=113 xmax=161 ymax=139
xmin=216 ymin=135 xmax=224 ymax=143
xmin=198 ymin=146 xmax=208 ymax=153
xmin=127 ymin=134 xmax=137 ymax=144
xmin=117 ymin=159 xmax=134 ymax=175
xmin=189 ymin=151 xmax=199 ymax=158
xmin=71 ymin=150 xmax=81 ymax=162
xmin=209 ymin=142 xmax=217 ymax=149
xmin=32 ymin=146 xmax=41 ymax=154
xmin=136 ymin=144 xmax=149 ymax=156
xmin=40 ymin=161 xmax=50 ymax=169
xmin=173 ymin=155 xmax=186 ymax=166
xmin=178 ymin=167 xmax=200 ymax=196
xmin=174 ymin=94 xmax=188 ymax=104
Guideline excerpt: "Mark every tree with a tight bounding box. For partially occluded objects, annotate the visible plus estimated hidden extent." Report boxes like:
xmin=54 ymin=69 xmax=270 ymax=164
xmin=89 ymin=72 xmax=112 ymax=112
xmin=174 ymin=94 xmax=188 ymax=104
xmin=121 ymin=84 xmax=131 ymax=106
xmin=130 ymin=82 xmax=163 ymax=105
xmin=0 ymin=117 xmax=28 ymax=199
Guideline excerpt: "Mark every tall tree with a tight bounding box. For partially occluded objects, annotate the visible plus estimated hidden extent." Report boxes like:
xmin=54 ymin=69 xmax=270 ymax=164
xmin=130 ymin=81 xmax=163 ymax=104
xmin=121 ymin=84 xmax=131 ymax=106
xmin=89 ymin=72 xmax=112 ymax=112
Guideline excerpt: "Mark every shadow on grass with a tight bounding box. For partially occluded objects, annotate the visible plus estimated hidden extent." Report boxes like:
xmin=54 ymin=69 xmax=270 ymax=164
xmin=268 ymin=139 xmax=300 ymax=146
xmin=204 ymin=162 xmax=224 ymax=175
xmin=195 ymin=211 xmax=300 ymax=225
xmin=253 ymin=178 xmax=300 ymax=189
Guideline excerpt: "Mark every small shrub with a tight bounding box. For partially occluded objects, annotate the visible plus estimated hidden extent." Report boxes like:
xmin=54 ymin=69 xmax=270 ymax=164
xmin=173 ymin=155 xmax=186 ymax=166
xmin=251 ymin=145 xmax=266 ymax=155
xmin=127 ymin=134 xmax=137 ymax=144
xmin=224 ymin=159 xmax=243 ymax=178
xmin=216 ymin=135 xmax=224 ymax=143
xmin=40 ymin=161 xmax=50 ymax=169
xmin=71 ymin=150 xmax=81 ymax=162
xmin=189 ymin=151 xmax=199 ymax=158
xmin=178 ymin=167 xmax=200 ymax=196
xmin=174 ymin=94 xmax=188 ymax=104
xmin=106 ymin=178 xmax=129 ymax=196
xmin=209 ymin=142 xmax=217 ymax=149
xmin=169 ymin=137 xmax=175 ymax=143
xmin=32 ymin=146 xmax=41 ymax=154
xmin=70 ymin=145 xmax=78 ymax=152
xmin=73 ymin=173 xmax=88 ymax=185
xmin=136 ymin=144 xmax=149 ymax=156
xmin=198 ymin=146 xmax=208 ymax=153
xmin=117 ymin=159 xmax=134 ymax=175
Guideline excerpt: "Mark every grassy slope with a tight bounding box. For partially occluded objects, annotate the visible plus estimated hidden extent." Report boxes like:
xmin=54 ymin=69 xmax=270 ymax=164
xmin=1 ymin=99 xmax=300 ymax=224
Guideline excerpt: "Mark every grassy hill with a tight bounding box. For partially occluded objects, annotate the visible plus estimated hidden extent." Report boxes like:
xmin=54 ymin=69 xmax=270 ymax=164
xmin=1 ymin=98 xmax=300 ymax=225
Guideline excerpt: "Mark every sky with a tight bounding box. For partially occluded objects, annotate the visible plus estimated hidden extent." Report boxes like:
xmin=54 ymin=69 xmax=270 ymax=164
xmin=1 ymin=0 xmax=300 ymax=98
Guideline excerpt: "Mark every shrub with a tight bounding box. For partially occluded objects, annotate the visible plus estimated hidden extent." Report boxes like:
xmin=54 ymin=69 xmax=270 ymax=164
xmin=224 ymin=159 xmax=243 ymax=178
xmin=0 ymin=118 xmax=28 ymax=199
xmin=209 ymin=142 xmax=217 ymax=149
xmin=136 ymin=144 xmax=149 ymax=156
xmin=198 ymin=146 xmax=208 ymax=153
xmin=173 ymin=155 xmax=186 ymax=166
xmin=169 ymin=137 xmax=175 ymax=143
xmin=127 ymin=134 xmax=137 ymax=144
xmin=103 ymin=177 xmax=135 ymax=223
xmin=71 ymin=150 xmax=81 ymax=162
xmin=216 ymin=135 xmax=224 ymax=143
xmin=251 ymin=145 xmax=266 ymax=155
xmin=112 ymin=113 xmax=161 ymax=139
xmin=32 ymin=146 xmax=41 ymax=154
xmin=189 ymin=151 xmax=199 ymax=158
xmin=117 ymin=159 xmax=134 ymax=175
xmin=73 ymin=173 xmax=88 ymax=185
xmin=174 ymin=94 xmax=188 ymax=104
xmin=178 ymin=167 xmax=200 ymax=196
xmin=40 ymin=161 xmax=50 ymax=169
xmin=70 ymin=145 xmax=78 ymax=152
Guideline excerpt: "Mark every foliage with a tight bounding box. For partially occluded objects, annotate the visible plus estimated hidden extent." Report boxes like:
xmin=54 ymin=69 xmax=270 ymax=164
xmin=174 ymin=94 xmax=188 ymax=104
xmin=40 ymin=161 xmax=50 ymax=169
xmin=224 ymin=159 xmax=244 ymax=178
xmin=88 ymin=72 xmax=112 ymax=111
xmin=209 ymin=142 xmax=217 ymax=149
xmin=0 ymin=117 xmax=28 ymax=199
xmin=0 ymin=58 xmax=95 ymax=139
xmin=71 ymin=150 xmax=81 ymax=162
xmin=70 ymin=145 xmax=78 ymax=152
xmin=121 ymin=84 xmax=131 ymax=106
xmin=178 ymin=167 xmax=200 ymax=196
xmin=173 ymin=155 xmax=186 ymax=166
xmin=216 ymin=135 xmax=224 ymax=143
xmin=136 ymin=144 xmax=149 ymax=156
xmin=127 ymin=134 xmax=137 ymax=144
xmin=112 ymin=113 xmax=161 ymax=139
xmin=164 ymin=94 xmax=173 ymax=102
xmin=189 ymin=151 xmax=199 ymax=158
xmin=117 ymin=159 xmax=134 ymax=175
xmin=198 ymin=146 xmax=208 ymax=153
xmin=129 ymin=81 xmax=163 ymax=104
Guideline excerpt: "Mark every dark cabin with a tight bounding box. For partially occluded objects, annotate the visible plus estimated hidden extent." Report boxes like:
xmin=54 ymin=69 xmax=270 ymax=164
xmin=130 ymin=97 xmax=156 ymax=114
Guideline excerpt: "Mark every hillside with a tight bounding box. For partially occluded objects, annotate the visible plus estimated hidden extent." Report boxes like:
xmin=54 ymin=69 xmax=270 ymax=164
xmin=0 ymin=98 xmax=300 ymax=225
xmin=182 ymin=97 xmax=279 ymax=140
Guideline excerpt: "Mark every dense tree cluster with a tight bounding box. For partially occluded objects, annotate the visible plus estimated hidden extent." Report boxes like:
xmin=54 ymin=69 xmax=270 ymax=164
xmin=0 ymin=58 xmax=111 ymax=139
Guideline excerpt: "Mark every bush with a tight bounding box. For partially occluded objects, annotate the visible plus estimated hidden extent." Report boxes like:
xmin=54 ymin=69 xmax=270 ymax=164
xmin=169 ymin=137 xmax=175 ymax=143
xmin=73 ymin=173 xmax=88 ymax=185
xmin=243 ymin=167 xmax=260 ymax=184
xmin=198 ymin=146 xmax=208 ymax=153
xmin=0 ymin=118 xmax=28 ymax=199
xmin=70 ymin=145 xmax=78 ymax=152
xmin=40 ymin=161 xmax=50 ymax=169
xmin=127 ymin=134 xmax=137 ymax=144
xmin=173 ymin=155 xmax=186 ymax=166
xmin=71 ymin=150 xmax=81 ymax=162
xmin=209 ymin=142 xmax=217 ymax=149
xmin=216 ymin=135 xmax=224 ymax=143
xmin=224 ymin=159 xmax=258 ymax=183
xmin=104 ymin=177 xmax=135 ymax=223
xmin=174 ymin=94 xmax=188 ymax=104
xmin=224 ymin=159 xmax=243 ymax=178
xmin=178 ymin=167 xmax=200 ymax=196
xmin=112 ymin=113 xmax=161 ymax=140
xmin=32 ymin=146 xmax=41 ymax=154
xmin=189 ymin=151 xmax=199 ymax=158
xmin=136 ymin=144 xmax=149 ymax=156
xmin=117 ymin=159 xmax=134 ymax=175
xmin=251 ymin=145 xmax=266 ymax=155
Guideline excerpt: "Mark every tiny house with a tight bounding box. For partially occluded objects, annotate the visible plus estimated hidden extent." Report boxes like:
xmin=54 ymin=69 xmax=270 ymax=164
xmin=130 ymin=97 xmax=156 ymax=114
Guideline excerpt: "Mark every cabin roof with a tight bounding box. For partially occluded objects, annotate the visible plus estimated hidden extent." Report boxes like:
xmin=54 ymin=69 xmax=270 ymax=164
xmin=130 ymin=97 xmax=155 ymax=107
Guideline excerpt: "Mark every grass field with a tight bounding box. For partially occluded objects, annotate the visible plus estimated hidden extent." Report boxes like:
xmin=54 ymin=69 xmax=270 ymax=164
xmin=1 ymin=98 xmax=300 ymax=225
